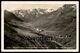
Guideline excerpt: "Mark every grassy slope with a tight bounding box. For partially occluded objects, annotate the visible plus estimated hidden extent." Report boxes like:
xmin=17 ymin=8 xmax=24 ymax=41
xmin=4 ymin=4 xmax=76 ymax=49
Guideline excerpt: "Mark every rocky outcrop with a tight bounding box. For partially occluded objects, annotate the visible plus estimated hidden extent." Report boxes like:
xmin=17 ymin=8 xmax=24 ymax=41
xmin=4 ymin=4 xmax=76 ymax=49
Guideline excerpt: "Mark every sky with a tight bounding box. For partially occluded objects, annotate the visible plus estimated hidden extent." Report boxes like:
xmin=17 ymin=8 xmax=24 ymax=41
xmin=3 ymin=4 xmax=63 ymax=10
xmin=2 ymin=2 xmax=65 ymax=11
xmin=2 ymin=1 xmax=77 ymax=11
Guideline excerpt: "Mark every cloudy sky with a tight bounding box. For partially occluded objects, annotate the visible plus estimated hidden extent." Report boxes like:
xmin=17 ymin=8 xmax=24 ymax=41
xmin=2 ymin=1 xmax=77 ymax=11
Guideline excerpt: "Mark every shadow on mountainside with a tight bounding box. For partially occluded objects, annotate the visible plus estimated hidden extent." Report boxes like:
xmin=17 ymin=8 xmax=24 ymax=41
xmin=4 ymin=4 xmax=76 ymax=49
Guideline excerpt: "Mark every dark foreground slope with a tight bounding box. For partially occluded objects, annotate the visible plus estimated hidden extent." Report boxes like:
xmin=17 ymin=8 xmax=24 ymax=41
xmin=31 ymin=4 xmax=76 ymax=48
xmin=4 ymin=4 xmax=76 ymax=49
xmin=4 ymin=10 xmax=64 ymax=49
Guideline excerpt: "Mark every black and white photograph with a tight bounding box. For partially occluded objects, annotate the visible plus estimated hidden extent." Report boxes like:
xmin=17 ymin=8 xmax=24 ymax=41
xmin=1 ymin=1 xmax=79 ymax=52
